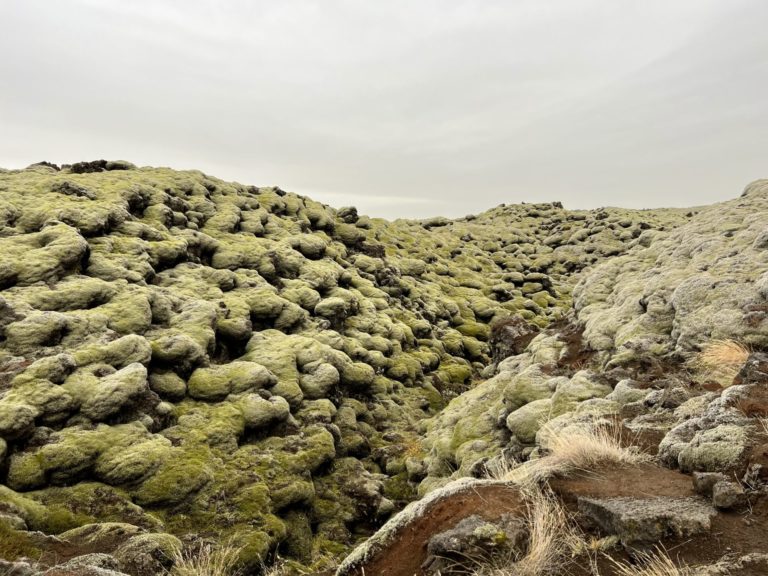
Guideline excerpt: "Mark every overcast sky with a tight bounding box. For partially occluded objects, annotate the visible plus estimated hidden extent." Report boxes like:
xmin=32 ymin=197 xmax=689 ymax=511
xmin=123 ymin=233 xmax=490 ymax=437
xmin=1 ymin=1 xmax=767 ymax=218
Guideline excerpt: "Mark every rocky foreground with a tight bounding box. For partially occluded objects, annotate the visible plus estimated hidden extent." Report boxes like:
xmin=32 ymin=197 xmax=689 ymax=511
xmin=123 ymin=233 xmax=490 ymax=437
xmin=0 ymin=161 xmax=766 ymax=575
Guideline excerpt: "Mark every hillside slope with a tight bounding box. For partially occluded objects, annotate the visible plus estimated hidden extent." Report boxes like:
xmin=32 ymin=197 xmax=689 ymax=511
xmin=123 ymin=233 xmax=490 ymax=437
xmin=341 ymin=181 xmax=768 ymax=576
xmin=0 ymin=160 xmax=720 ymax=574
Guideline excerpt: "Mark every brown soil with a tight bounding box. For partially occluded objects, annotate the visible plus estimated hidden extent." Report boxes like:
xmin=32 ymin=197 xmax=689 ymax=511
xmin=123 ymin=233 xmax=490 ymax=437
xmin=343 ymin=483 xmax=524 ymax=576
xmin=561 ymin=465 xmax=768 ymax=575
xmin=37 ymin=529 xmax=132 ymax=566
xmin=346 ymin=465 xmax=768 ymax=576
xmin=554 ymin=321 xmax=595 ymax=374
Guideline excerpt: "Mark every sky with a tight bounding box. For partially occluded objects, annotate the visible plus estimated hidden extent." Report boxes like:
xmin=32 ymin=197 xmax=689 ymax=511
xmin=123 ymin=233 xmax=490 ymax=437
xmin=1 ymin=1 xmax=767 ymax=219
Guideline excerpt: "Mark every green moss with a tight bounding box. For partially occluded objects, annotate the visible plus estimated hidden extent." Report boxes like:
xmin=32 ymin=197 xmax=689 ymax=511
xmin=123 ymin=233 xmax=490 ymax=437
xmin=37 ymin=504 xmax=94 ymax=534
xmin=386 ymin=353 xmax=423 ymax=384
xmin=7 ymin=423 xmax=160 ymax=491
xmin=30 ymin=482 xmax=163 ymax=532
xmin=383 ymin=472 xmax=416 ymax=504
xmin=72 ymin=334 xmax=152 ymax=368
xmin=0 ymin=163 xmax=685 ymax=567
xmin=0 ymin=523 xmax=42 ymax=561
xmin=282 ymin=510 xmax=314 ymax=563
xmin=338 ymin=361 xmax=375 ymax=391
xmin=187 ymin=361 xmax=274 ymax=401
xmin=230 ymin=528 xmax=273 ymax=571
xmin=419 ymin=383 xmax=446 ymax=413
xmin=505 ymin=399 xmax=553 ymax=443
xmin=132 ymin=447 xmax=214 ymax=507
xmin=456 ymin=321 xmax=490 ymax=341
xmin=232 ymin=484 xmax=271 ymax=521
xmin=433 ymin=362 xmax=472 ymax=387
xmin=148 ymin=370 xmax=187 ymax=400
xmin=333 ymin=223 xmax=365 ymax=246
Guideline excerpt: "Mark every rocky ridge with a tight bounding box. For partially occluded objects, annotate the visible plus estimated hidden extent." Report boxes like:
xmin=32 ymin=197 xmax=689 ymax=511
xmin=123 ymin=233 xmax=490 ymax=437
xmin=0 ymin=160 xmax=764 ymax=575
xmin=340 ymin=180 xmax=768 ymax=575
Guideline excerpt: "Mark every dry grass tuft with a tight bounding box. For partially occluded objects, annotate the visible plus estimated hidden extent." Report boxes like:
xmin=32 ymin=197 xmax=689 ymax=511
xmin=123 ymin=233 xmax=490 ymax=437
xmin=516 ymin=490 xmax=582 ymax=576
xmin=401 ymin=436 xmax=425 ymax=459
xmin=503 ymin=424 xmax=651 ymax=487
xmin=692 ymin=339 xmax=750 ymax=386
xmin=471 ymin=489 xmax=582 ymax=576
xmin=609 ymin=547 xmax=694 ymax=576
xmin=169 ymin=542 xmax=242 ymax=576
xmin=483 ymin=456 xmax=520 ymax=481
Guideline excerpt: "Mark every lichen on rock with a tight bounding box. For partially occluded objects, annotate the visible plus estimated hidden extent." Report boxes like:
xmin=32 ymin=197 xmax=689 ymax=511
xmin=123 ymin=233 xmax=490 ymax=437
xmin=2 ymin=164 xmax=767 ymax=574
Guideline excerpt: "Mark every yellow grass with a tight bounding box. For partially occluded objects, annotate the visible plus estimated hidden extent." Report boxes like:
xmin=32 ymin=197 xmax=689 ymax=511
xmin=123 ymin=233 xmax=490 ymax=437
xmin=692 ymin=339 xmax=750 ymax=386
xmin=471 ymin=489 xmax=582 ymax=576
xmin=609 ymin=547 xmax=694 ymax=576
xmin=168 ymin=542 xmax=242 ymax=576
xmin=503 ymin=424 xmax=651 ymax=487
xmin=401 ymin=436 xmax=425 ymax=459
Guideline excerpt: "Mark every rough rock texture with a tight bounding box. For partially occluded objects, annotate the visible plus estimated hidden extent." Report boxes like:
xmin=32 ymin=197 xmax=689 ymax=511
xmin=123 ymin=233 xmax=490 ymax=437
xmin=423 ymin=514 xmax=526 ymax=574
xmin=2 ymin=164 xmax=768 ymax=574
xmin=577 ymin=496 xmax=716 ymax=544
xmin=1 ymin=163 xmax=682 ymax=572
xmin=417 ymin=182 xmax=768 ymax=493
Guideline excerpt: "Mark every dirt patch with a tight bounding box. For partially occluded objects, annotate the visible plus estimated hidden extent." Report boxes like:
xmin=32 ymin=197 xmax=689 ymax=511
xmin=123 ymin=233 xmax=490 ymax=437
xmin=343 ymin=483 xmax=524 ymax=576
xmin=37 ymin=530 xmax=132 ymax=566
xmin=734 ymin=383 xmax=768 ymax=417
xmin=552 ymin=465 xmax=768 ymax=575
xmin=554 ymin=321 xmax=595 ymax=373
xmin=346 ymin=464 xmax=768 ymax=576
xmin=550 ymin=463 xmax=694 ymax=503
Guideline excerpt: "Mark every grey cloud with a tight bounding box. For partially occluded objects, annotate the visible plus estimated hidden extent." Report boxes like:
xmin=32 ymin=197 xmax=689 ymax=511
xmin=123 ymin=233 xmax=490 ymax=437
xmin=1 ymin=0 xmax=765 ymax=218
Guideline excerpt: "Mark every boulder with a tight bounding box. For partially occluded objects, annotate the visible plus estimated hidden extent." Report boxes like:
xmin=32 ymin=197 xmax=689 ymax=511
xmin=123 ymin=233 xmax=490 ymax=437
xmin=550 ymin=371 xmax=613 ymax=416
xmin=678 ymin=425 xmax=750 ymax=474
xmin=423 ymin=514 xmax=527 ymax=574
xmin=505 ymin=399 xmax=553 ymax=443
xmin=578 ymin=496 xmax=716 ymax=544
xmin=0 ymin=403 xmax=37 ymax=441
xmin=79 ymin=363 xmax=149 ymax=421
xmin=53 ymin=554 xmax=121 ymax=571
xmin=114 ymin=533 xmax=181 ymax=576
xmin=503 ymin=364 xmax=562 ymax=411
xmin=187 ymin=362 xmax=275 ymax=401
xmin=58 ymin=522 xmax=145 ymax=550
xmin=711 ymin=480 xmax=747 ymax=510
xmin=488 ymin=316 xmax=539 ymax=365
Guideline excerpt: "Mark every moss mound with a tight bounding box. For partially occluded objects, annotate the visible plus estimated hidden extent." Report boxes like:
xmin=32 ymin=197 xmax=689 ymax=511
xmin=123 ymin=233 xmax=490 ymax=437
xmin=0 ymin=162 xmax=691 ymax=573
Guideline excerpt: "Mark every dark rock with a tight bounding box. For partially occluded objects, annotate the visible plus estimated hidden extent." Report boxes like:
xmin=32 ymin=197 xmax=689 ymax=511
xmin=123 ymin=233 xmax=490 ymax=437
xmin=578 ymin=496 xmax=716 ymax=544
xmin=423 ymin=514 xmax=526 ymax=574
xmin=68 ymin=160 xmax=135 ymax=174
xmin=0 ymin=296 xmax=23 ymax=336
xmin=643 ymin=383 xmax=690 ymax=410
xmin=29 ymin=161 xmax=61 ymax=171
xmin=734 ymin=352 xmax=768 ymax=386
xmin=337 ymin=206 xmax=359 ymax=224
xmin=489 ymin=316 xmax=539 ymax=366
xmin=692 ymin=472 xmax=728 ymax=497
xmin=51 ymin=181 xmax=97 ymax=200
xmin=711 ymin=480 xmax=747 ymax=510
xmin=69 ymin=160 xmax=109 ymax=174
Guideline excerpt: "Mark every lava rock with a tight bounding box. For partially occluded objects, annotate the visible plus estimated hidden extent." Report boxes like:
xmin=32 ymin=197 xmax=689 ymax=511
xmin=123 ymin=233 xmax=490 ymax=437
xmin=578 ymin=496 xmax=716 ymax=544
